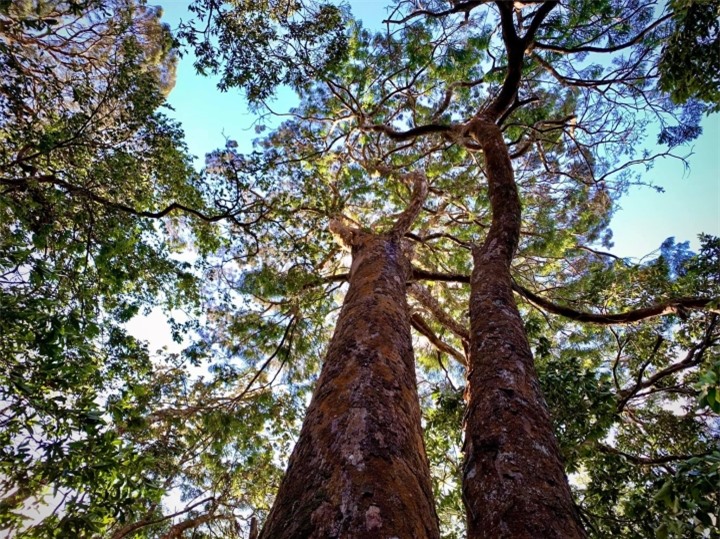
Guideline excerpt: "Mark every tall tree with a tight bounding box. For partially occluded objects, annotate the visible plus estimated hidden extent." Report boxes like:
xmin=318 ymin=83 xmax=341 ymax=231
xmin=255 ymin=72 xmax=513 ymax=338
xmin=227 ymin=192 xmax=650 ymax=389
xmin=3 ymin=0 xmax=718 ymax=537
xmin=259 ymin=173 xmax=440 ymax=538
xmin=182 ymin=0 xmax=719 ymax=536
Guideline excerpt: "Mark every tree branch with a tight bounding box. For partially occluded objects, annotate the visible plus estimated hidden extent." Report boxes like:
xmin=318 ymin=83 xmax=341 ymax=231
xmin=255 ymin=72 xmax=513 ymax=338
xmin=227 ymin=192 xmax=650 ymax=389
xmin=383 ymin=1 xmax=488 ymax=24
xmin=514 ymin=283 xmax=720 ymax=324
xmin=617 ymin=316 xmax=718 ymax=411
xmin=409 ymin=282 xmax=469 ymax=344
xmin=1 ymin=174 xmax=242 ymax=223
xmin=391 ymin=172 xmax=428 ymax=238
xmin=597 ymin=443 xmax=713 ymax=466
xmin=410 ymin=313 xmax=467 ymax=366
xmin=317 ymin=268 xmax=719 ymax=326
xmin=359 ymin=121 xmax=453 ymax=141
xmin=534 ymin=14 xmax=672 ymax=55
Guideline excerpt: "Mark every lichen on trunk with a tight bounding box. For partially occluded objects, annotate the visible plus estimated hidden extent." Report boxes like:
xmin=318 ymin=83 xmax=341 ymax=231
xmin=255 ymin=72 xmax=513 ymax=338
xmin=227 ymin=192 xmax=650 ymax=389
xmin=260 ymin=174 xmax=439 ymax=538
xmin=462 ymin=116 xmax=586 ymax=538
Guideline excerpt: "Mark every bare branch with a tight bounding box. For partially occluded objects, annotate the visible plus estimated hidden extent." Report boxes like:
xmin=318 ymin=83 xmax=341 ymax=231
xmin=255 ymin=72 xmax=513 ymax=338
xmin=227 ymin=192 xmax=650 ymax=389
xmin=409 ymin=282 xmax=469 ymax=344
xmin=514 ymin=283 xmax=720 ymax=325
xmin=411 ymin=313 xmax=467 ymax=366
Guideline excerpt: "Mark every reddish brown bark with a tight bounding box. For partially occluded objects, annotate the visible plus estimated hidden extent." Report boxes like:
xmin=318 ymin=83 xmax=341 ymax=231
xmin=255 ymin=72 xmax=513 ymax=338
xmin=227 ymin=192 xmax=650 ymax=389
xmin=462 ymin=116 xmax=586 ymax=538
xmin=259 ymin=231 xmax=439 ymax=539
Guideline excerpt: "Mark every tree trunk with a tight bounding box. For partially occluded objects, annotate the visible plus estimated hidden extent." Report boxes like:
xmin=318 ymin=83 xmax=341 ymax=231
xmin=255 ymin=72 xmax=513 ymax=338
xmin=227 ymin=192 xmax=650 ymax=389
xmin=462 ymin=116 xmax=586 ymax=538
xmin=259 ymin=230 xmax=440 ymax=539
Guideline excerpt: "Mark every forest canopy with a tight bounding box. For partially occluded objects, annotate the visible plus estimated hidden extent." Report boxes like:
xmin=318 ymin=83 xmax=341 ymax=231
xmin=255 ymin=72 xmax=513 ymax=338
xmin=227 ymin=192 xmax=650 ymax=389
xmin=0 ymin=0 xmax=718 ymax=537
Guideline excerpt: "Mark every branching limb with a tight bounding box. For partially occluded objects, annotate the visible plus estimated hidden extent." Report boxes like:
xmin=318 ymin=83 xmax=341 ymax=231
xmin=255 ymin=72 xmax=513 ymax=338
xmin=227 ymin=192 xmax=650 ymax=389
xmin=409 ymin=282 xmax=469 ymax=344
xmin=617 ymin=316 xmax=719 ymax=411
xmin=359 ymin=121 xmax=454 ymax=141
xmin=514 ymin=283 xmax=720 ymax=324
xmin=390 ymin=172 xmax=429 ymax=238
xmin=534 ymin=14 xmax=672 ymax=55
xmin=411 ymin=313 xmax=467 ymax=366
xmin=1 ymin=174 xmax=251 ymax=224
xmin=383 ymin=1 xmax=489 ymax=25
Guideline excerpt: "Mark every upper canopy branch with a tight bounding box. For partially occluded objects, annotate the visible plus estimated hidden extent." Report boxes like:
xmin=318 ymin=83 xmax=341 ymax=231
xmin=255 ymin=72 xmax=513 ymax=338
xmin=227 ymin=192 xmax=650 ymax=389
xmin=330 ymin=170 xmax=428 ymax=246
xmin=534 ymin=13 xmax=672 ymax=55
xmin=482 ymin=0 xmax=557 ymax=121
xmin=383 ymin=1 xmax=489 ymax=25
xmin=390 ymin=171 xmax=429 ymax=238
xmin=366 ymin=0 xmax=559 ymax=146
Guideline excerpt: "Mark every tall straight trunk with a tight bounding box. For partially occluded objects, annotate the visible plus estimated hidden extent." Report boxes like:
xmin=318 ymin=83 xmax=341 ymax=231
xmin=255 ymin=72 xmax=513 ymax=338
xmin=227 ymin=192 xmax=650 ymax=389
xmin=462 ymin=116 xmax=586 ymax=538
xmin=259 ymin=228 xmax=439 ymax=538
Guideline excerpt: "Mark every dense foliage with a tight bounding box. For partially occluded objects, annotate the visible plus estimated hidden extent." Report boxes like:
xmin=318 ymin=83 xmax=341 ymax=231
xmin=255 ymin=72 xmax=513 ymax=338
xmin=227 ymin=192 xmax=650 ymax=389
xmin=1 ymin=0 xmax=718 ymax=537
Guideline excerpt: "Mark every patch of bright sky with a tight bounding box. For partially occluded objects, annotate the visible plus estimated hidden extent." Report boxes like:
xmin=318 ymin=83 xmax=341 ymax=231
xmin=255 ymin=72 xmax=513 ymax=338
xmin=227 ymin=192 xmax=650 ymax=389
xmin=157 ymin=1 xmax=718 ymax=262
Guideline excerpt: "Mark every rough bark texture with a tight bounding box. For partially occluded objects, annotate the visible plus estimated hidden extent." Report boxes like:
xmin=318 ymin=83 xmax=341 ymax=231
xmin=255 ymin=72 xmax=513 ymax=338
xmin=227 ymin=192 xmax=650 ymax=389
xmin=259 ymin=231 xmax=440 ymax=539
xmin=462 ymin=116 xmax=586 ymax=538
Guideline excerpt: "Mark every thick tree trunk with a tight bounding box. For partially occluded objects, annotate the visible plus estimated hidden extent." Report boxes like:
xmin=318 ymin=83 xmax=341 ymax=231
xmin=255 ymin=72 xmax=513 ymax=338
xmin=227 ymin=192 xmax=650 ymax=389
xmin=259 ymin=231 xmax=440 ymax=539
xmin=462 ymin=116 xmax=586 ymax=538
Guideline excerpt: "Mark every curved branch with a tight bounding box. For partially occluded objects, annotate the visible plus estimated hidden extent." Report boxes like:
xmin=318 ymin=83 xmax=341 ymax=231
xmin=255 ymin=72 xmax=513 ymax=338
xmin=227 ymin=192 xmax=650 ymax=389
xmin=317 ymin=269 xmax=719 ymax=326
xmin=514 ymin=283 xmax=720 ymax=324
xmin=2 ymin=174 xmax=243 ymax=223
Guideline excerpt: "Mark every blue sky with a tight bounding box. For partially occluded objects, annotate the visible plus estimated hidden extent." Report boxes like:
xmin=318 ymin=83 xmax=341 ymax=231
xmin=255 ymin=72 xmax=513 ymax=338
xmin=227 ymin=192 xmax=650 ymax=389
xmin=157 ymin=1 xmax=719 ymax=259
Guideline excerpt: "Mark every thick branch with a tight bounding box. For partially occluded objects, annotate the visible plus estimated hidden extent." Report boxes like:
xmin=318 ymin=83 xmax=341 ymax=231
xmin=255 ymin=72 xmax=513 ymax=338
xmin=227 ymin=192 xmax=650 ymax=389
xmin=360 ymin=121 xmax=453 ymax=141
xmin=329 ymin=217 xmax=358 ymax=247
xmin=482 ymin=2 xmax=523 ymax=121
xmin=514 ymin=283 xmax=720 ymax=324
xmin=319 ymin=269 xmax=719 ymax=326
xmin=391 ymin=172 xmax=429 ymax=237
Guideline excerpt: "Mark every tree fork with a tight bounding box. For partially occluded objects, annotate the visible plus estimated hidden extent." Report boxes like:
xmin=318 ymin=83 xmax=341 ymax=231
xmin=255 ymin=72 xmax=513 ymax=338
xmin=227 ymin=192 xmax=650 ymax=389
xmin=462 ymin=116 xmax=586 ymax=538
xmin=259 ymin=176 xmax=439 ymax=538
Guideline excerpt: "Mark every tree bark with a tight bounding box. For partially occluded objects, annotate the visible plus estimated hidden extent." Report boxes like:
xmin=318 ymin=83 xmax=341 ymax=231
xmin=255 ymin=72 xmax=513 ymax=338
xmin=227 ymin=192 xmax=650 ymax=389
xmin=462 ymin=116 xmax=586 ymax=538
xmin=259 ymin=230 xmax=440 ymax=538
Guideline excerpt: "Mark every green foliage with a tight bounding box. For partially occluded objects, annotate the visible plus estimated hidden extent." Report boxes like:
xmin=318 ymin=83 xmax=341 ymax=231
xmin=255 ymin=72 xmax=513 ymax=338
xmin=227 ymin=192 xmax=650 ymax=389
xmin=180 ymin=0 xmax=349 ymax=104
xmin=0 ymin=1 xmax=265 ymax=536
xmin=659 ymin=0 xmax=720 ymax=111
